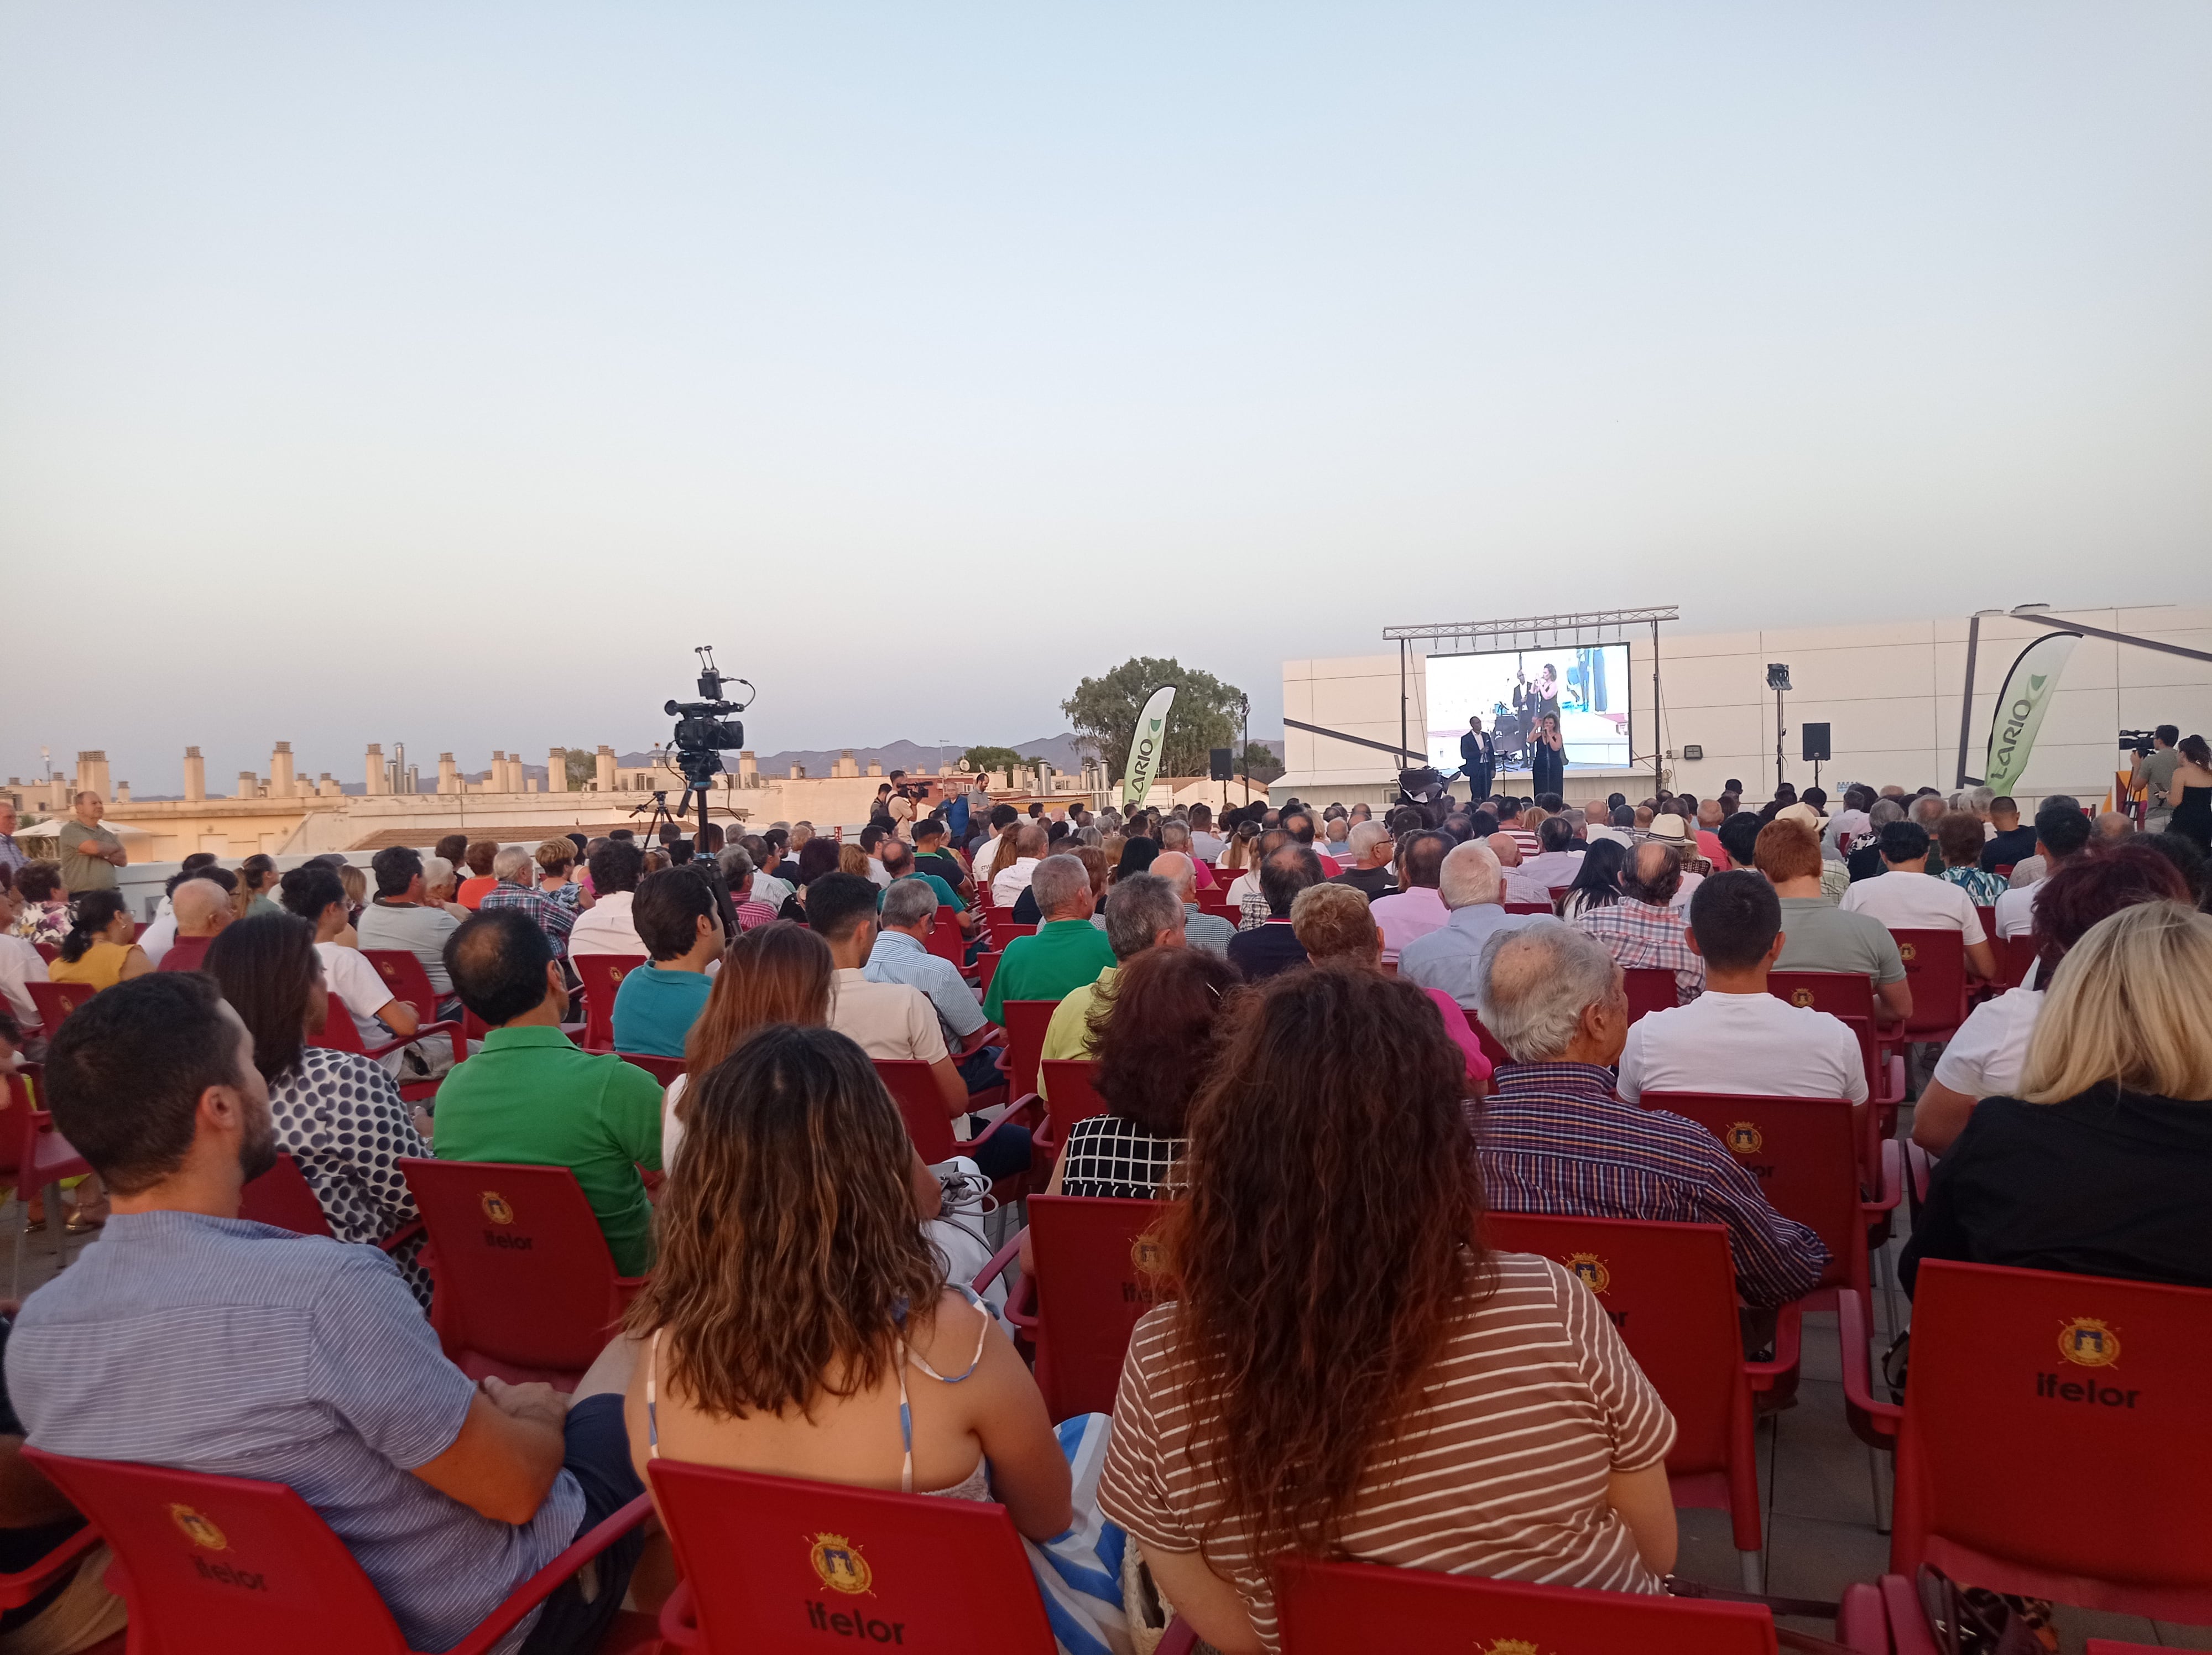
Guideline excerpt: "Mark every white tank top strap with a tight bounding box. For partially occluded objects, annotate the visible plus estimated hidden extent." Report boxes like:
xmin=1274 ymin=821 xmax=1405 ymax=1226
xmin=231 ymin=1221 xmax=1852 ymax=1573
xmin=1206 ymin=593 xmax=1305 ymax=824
xmin=645 ymin=1328 xmax=663 ymax=1459
xmin=903 ymin=1287 xmax=993 ymax=1385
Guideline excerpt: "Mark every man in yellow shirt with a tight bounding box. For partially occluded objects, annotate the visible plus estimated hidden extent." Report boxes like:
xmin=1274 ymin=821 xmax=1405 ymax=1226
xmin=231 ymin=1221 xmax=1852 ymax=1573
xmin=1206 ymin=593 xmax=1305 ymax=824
xmin=1037 ymin=873 xmax=1187 ymax=1100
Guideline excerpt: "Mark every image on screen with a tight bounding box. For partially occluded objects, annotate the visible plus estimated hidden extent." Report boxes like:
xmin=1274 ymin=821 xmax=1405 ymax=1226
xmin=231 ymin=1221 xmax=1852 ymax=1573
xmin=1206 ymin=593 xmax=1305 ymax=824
xmin=1423 ymin=644 xmax=1632 ymax=774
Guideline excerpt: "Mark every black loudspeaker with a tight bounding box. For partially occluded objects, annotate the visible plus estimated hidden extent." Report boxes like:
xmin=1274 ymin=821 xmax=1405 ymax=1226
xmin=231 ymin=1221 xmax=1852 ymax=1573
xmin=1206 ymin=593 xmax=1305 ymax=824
xmin=1802 ymin=723 xmax=1832 ymax=763
xmin=1208 ymin=747 xmax=1234 ymax=781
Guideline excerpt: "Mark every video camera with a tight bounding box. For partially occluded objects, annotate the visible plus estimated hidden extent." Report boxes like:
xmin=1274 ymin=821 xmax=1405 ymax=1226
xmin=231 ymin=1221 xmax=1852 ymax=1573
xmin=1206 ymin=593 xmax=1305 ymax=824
xmin=665 ymin=646 xmax=753 ymax=789
xmin=2119 ymin=728 xmax=2157 ymax=758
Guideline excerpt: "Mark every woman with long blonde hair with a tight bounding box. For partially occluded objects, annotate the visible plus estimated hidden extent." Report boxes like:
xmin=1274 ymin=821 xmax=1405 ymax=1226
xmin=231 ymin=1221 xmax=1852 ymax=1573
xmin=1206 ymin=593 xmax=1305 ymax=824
xmin=1902 ymin=900 xmax=2212 ymax=1294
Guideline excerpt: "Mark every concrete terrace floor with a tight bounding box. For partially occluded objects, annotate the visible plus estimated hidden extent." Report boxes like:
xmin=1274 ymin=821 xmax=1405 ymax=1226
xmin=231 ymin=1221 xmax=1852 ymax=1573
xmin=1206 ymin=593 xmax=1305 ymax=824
xmin=12 ymin=1126 xmax=2209 ymax=1653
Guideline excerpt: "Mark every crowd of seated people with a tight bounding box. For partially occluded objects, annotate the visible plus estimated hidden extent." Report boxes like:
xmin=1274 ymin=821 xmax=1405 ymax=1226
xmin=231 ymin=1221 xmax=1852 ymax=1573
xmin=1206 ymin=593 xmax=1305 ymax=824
xmin=6 ymin=761 xmax=2212 ymax=1654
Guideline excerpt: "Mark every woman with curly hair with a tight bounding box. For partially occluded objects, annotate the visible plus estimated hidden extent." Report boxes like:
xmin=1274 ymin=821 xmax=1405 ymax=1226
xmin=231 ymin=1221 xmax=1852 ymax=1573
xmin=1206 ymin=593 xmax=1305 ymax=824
xmin=625 ymin=1024 xmax=1132 ymax=1647
xmin=1100 ymin=965 xmax=1677 ymax=1653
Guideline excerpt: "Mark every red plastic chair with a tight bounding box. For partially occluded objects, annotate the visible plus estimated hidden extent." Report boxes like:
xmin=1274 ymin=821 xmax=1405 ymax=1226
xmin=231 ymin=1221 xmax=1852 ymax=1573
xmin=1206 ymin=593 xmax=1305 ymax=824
xmin=1485 ymin=1214 xmax=1785 ymax=1588
xmin=1841 ymin=1260 xmax=2212 ymax=1622
xmin=1999 ymin=933 xmax=2038 ymax=988
xmin=1274 ymin=1559 xmax=1887 ymax=1654
xmin=998 ymin=999 xmax=1058 ymax=1101
xmin=20 ymin=1448 xmax=654 ymax=1655
xmin=1888 ymin=928 xmax=1971 ymax=1043
xmin=1623 ymin=966 xmax=1678 ymax=1024
xmin=925 ymin=905 xmax=967 ymax=970
xmin=1033 ymin=1059 xmax=1108 ymax=1165
xmin=25 ymin=980 xmax=95 ymax=1033
xmin=990 ymin=1194 xmax=1168 ymax=1421
xmin=1766 ymin=970 xmax=1906 ymax=1115
xmin=32 ymin=941 xmax=58 ymax=964
xmin=570 ymin=953 xmax=646 ymax=1052
xmin=358 ymin=949 xmax=442 ymax=1025
xmin=872 ymin=1061 xmax=1034 ymax=1194
xmin=649 ymin=1461 xmax=1068 ymax=1654
xmin=398 ymin=1158 xmax=644 ymax=1386
xmin=2083 ymin=1643 xmax=2166 ymax=1654
xmin=1639 ymin=1092 xmax=1897 ymax=1328
xmin=11 ymin=1098 xmax=92 ymax=1295
xmin=0 ymin=1519 xmax=108 ymax=1635
xmin=1503 ymin=901 xmax=1552 ymax=914
xmin=619 ymin=1052 xmax=686 ymax=1087
xmin=310 ymin=1001 xmax=464 ymax=1104
xmin=239 ymin=1151 xmax=426 ymax=1257
xmin=1457 ymin=1005 xmax=1514 ymax=1071
xmin=974 ymin=950 xmax=1002 ymax=1001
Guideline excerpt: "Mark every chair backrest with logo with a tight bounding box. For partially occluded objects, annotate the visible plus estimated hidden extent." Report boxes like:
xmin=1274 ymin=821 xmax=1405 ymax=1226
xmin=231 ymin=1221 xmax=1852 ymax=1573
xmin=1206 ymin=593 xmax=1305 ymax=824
xmin=359 ymin=950 xmax=440 ymax=1026
xmin=998 ymin=1000 xmax=1058 ymax=1099
xmin=18 ymin=1451 xmax=413 ymax=1655
xmin=1027 ymin=1194 xmax=1171 ymax=1422
xmin=570 ymin=953 xmax=646 ymax=1052
xmin=873 ymin=1060 xmax=956 ymax=1163
xmin=398 ymin=1158 xmax=632 ymax=1386
xmin=1637 ymin=1092 xmax=1863 ymax=1300
xmin=1483 ymin=1213 xmax=1758 ymax=1551
xmin=1273 ymin=1558 xmax=1777 ymax=1654
xmin=1893 ymin=1260 xmax=2212 ymax=1622
xmin=25 ymin=981 xmax=95 ymax=1034
xmin=1890 ymin=928 xmax=1970 ymax=1038
xmin=649 ymin=1461 xmax=1058 ymax=1654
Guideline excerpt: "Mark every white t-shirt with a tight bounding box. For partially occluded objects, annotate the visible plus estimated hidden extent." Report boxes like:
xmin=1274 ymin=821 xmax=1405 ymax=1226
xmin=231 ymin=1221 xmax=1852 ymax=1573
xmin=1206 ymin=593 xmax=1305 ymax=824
xmin=990 ymin=858 xmax=1042 ymax=909
xmin=0 ymin=933 xmax=51 ymax=1031
xmin=1992 ymin=882 xmax=2039 ymax=941
xmin=317 ymin=941 xmax=405 ymax=1064
xmin=827 ymin=969 xmax=949 ymax=1064
xmin=1616 ymin=990 xmax=1868 ymax=1107
xmin=568 ymin=890 xmax=645 ymax=956
xmin=865 ymin=858 xmax=893 ymax=890
xmin=139 ymin=911 xmax=179 ymax=967
xmin=1188 ymin=831 xmax=1224 ymax=862
xmin=1930 ymin=988 xmax=2044 ymax=1101
xmin=1839 ymin=871 xmax=1988 ymax=945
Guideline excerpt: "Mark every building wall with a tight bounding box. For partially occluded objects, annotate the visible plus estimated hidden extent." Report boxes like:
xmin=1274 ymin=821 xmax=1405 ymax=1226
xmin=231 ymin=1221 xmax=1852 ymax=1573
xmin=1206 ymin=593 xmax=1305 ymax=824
xmin=1283 ymin=605 xmax=2212 ymax=807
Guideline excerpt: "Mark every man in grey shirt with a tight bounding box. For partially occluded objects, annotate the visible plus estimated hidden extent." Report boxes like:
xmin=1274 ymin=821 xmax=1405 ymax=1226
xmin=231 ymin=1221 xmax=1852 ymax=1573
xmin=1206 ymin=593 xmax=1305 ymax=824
xmin=356 ymin=844 xmax=462 ymax=1013
xmin=2133 ymin=725 xmax=2181 ymax=832
xmin=1399 ymin=841 xmax=1537 ymax=1007
xmin=865 ymin=875 xmax=1003 ymax=1094
xmin=56 ymin=793 xmax=126 ymax=894
xmin=1149 ymin=852 xmax=1236 ymax=958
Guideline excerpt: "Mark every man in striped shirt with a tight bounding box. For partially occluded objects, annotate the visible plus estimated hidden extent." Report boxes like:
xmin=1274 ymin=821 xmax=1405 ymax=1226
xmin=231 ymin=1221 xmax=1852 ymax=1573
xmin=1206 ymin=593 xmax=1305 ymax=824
xmin=1574 ymin=841 xmax=1706 ymax=1006
xmin=1473 ymin=920 xmax=1828 ymax=1311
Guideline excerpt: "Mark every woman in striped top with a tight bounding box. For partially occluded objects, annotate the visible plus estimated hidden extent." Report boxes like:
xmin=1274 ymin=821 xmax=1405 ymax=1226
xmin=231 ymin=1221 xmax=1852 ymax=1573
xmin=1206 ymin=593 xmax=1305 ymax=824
xmin=1099 ymin=964 xmax=1678 ymax=1653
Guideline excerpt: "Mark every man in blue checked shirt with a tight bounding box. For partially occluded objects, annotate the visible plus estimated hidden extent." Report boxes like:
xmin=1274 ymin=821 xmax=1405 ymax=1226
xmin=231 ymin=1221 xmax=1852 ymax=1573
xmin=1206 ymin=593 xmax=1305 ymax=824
xmin=6 ymin=974 xmax=647 ymax=1655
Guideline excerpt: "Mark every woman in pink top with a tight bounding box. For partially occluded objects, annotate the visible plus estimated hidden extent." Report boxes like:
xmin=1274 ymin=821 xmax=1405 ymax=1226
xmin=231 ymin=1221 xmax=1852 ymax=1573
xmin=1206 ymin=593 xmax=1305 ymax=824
xmin=1290 ymin=882 xmax=1491 ymax=1090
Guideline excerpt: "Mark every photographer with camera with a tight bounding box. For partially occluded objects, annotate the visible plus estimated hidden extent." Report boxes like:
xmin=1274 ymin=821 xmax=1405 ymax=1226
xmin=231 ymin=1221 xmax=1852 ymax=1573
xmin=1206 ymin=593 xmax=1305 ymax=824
xmin=2130 ymin=725 xmax=2182 ymax=832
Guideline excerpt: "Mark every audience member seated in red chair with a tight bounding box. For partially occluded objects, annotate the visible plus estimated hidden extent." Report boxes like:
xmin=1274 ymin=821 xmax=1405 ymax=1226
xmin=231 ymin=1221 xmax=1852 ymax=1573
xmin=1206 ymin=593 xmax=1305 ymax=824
xmin=0 ymin=886 xmax=52 ymax=1060
xmin=1396 ymin=840 xmax=1541 ymax=1009
xmin=1914 ymin=845 xmax=2192 ymax=1155
xmin=432 ymin=910 xmax=664 ymax=1278
xmin=1099 ymin=965 xmax=1680 ymax=1655
xmin=1293 ymin=882 xmax=1491 ymax=1087
xmin=624 ymin=1026 xmax=1131 ymax=1648
xmin=1838 ymin=820 xmax=1999 ymax=982
xmin=608 ymin=866 xmax=723 ymax=1060
xmin=478 ymin=845 xmax=581 ymax=962
xmin=278 ymin=860 xmax=425 ymax=1067
xmin=1225 ymin=846 xmax=1326 ymax=983
xmin=1570 ymin=843 xmax=1705 ymax=1007
xmin=1038 ymin=873 xmax=1186 ymax=1100
xmin=202 ymin=912 xmax=436 ymax=1309
xmin=565 ymin=840 xmax=648 ymax=959
xmin=811 ymin=874 xmax=1031 ymax=1185
xmin=660 ymin=922 xmax=831 ymax=1165
xmin=983 ymin=854 xmax=1117 ymax=1023
xmin=45 ymin=893 xmax=150 ymax=995
xmin=1902 ymin=901 xmax=2212 ymax=1298
xmin=0 ymin=1301 xmax=126 ymax=1653
xmin=150 ymin=877 xmax=233 ymax=976
xmin=1756 ymin=820 xmax=1913 ymax=1028
xmin=1474 ymin=920 xmax=1829 ymax=1323
xmin=9 ymin=974 xmax=650 ymax=1655
xmin=866 ymin=876 xmax=1004 ymax=1096
xmin=355 ymin=845 xmax=465 ymax=1022
xmin=1616 ymin=871 xmax=1866 ymax=1114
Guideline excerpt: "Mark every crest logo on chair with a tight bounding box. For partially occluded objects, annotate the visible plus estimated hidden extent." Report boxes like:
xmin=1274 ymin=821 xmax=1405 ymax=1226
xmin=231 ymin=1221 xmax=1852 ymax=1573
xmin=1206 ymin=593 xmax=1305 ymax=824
xmin=481 ymin=1191 xmax=515 ymax=1225
xmin=169 ymin=1503 xmax=227 ymax=1552
xmin=1479 ymin=1640 xmax=1543 ymax=1655
xmin=2057 ymin=1316 xmax=2121 ymax=1369
xmin=1724 ymin=1121 xmax=1764 ymax=1156
xmin=1898 ymin=941 xmax=1917 ymax=962
xmin=1789 ymin=987 xmax=1816 ymax=1008
xmin=1562 ymin=1252 xmax=1610 ymax=1295
xmin=809 ymin=1532 xmax=873 ymax=1595
xmin=1130 ymin=1236 xmax=1164 ymax=1275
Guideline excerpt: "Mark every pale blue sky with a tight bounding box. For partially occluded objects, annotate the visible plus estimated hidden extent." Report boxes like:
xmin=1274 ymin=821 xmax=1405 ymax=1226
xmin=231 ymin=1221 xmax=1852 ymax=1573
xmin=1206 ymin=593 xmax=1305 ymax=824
xmin=4 ymin=3 xmax=2208 ymax=792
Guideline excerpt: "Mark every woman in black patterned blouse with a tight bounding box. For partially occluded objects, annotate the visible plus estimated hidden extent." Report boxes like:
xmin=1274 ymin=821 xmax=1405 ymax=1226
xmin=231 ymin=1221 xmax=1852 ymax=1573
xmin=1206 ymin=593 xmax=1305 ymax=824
xmin=1052 ymin=945 xmax=1241 ymax=1200
xmin=204 ymin=913 xmax=434 ymax=1307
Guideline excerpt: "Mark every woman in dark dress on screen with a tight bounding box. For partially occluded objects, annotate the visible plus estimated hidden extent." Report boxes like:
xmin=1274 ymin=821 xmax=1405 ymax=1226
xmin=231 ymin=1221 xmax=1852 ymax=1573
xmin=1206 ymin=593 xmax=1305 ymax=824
xmin=1529 ymin=712 xmax=1566 ymax=800
xmin=2168 ymin=735 xmax=2212 ymax=853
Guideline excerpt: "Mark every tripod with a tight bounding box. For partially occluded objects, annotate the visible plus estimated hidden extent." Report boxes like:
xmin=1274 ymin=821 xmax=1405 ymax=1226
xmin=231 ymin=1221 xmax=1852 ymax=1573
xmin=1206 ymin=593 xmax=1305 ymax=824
xmin=630 ymin=783 xmax=714 ymax=858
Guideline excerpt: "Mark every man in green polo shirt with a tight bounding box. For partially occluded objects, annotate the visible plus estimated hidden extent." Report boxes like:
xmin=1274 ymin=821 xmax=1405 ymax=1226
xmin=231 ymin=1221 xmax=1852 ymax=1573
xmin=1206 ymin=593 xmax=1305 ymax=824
xmin=432 ymin=907 xmax=663 ymax=1275
xmin=983 ymin=852 xmax=1117 ymax=1022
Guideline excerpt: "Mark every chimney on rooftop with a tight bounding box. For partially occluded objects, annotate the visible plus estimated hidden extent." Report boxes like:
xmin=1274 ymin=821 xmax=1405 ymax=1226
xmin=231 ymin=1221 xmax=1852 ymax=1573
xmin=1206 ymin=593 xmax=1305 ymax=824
xmin=437 ymin=754 xmax=458 ymax=795
xmin=183 ymin=747 xmax=206 ymax=802
xmin=76 ymin=751 xmax=111 ymax=802
xmin=595 ymin=746 xmax=616 ymax=793
xmin=364 ymin=745 xmax=388 ymax=796
xmin=270 ymin=743 xmax=295 ymax=798
xmin=236 ymin=771 xmax=258 ymax=801
xmin=545 ymin=747 xmax=568 ymax=794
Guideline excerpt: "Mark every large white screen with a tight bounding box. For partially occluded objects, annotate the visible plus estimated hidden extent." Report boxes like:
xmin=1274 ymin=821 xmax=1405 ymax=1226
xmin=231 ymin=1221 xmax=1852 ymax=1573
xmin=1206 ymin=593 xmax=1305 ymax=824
xmin=1425 ymin=644 xmax=1632 ymax=773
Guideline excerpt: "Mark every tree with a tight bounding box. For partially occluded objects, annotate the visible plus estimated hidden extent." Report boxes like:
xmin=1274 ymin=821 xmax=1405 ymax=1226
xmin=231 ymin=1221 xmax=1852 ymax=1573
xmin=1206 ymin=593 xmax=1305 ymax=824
xmin=1239 ymin=742 xmax=1285 ymax=784
xmin=962 ymin=745 xmax=1041 ymax=776
xmin=562 ymin=748 xmax=597 ymax=789
xmin=1060 ymin=657 xmax=1244 ymax=785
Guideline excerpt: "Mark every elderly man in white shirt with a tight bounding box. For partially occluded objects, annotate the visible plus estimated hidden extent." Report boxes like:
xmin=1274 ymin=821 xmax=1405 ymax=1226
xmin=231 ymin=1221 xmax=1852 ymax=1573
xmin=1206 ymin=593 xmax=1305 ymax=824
xmin=1518 ymin=815 xmax=1587 ymax=893
xmin=1483 ymin=833 xmax=1553 ymax=907
xmin=1399 ymin=840 xmax=1538 ymax=1006
xmin=1616 ymin=870 xmax=1866 ymax=1109
xmin=989 ymin=821 xmax=1050 ymax=909
xmin=1839 ymin=820 xmax=1997 ymax=980
xmin=1150 ymin=851 xmax=1237 ymax=959
xmin=568 ymin=840 xmax=649 ymax=957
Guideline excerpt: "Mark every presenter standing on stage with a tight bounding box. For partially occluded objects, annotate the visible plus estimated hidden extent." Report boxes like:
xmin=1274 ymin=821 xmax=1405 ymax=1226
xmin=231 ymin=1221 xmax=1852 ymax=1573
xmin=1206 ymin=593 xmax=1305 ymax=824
xmin=1530 ymin=712 xmax=1565 ymax=798
xmin=1458 ymin=716 xmax=1496 ymax=800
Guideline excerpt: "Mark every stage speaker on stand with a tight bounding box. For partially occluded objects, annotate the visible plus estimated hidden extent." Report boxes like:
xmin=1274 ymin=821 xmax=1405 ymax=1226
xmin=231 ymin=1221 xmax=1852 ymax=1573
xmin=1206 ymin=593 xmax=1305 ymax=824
xmin=1208 ymin=747 xmax=1234 ymax=780
xmin=1802 ymin=722 xmax=1830 ymax=792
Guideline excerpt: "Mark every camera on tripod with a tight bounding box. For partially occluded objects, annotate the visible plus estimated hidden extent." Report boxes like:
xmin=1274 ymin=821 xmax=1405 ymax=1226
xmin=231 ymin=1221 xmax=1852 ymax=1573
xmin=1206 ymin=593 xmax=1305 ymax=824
xmin=664 ymin=646 xmax=753 ymax=788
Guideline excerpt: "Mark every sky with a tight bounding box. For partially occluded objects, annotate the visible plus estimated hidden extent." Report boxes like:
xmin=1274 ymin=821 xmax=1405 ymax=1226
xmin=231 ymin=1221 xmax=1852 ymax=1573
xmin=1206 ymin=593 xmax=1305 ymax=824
xmin=3 ymin=2 xmax=2209 ymax=794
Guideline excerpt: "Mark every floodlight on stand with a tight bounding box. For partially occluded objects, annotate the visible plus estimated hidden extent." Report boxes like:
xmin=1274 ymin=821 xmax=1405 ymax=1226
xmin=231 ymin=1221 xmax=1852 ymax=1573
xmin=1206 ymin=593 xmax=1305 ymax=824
xmin=1765 ymin=663 xmax=1792 ymax=691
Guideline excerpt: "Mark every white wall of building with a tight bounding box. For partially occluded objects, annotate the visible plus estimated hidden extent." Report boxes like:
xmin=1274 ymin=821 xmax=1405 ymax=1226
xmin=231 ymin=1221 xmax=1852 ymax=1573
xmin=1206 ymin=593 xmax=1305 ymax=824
xmin=1282 ymin=605 xmax=2212 ymax=807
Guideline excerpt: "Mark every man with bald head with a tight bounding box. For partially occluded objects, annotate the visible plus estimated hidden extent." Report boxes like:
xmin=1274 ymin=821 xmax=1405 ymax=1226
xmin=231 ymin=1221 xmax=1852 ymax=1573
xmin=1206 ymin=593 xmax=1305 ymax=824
xmin=155 ymin=879 xmax=235 ymax=975
xmin=1399 ymin=841 xmax=1538 ymax=1007
xmin=2093 ymin=810 xmax=2134 ymax=842
xmin=58 ymin=792 xmax=127 ymax=894
xmin=1149 ymin=851 xmax=1235 ymax=959
xmin=1370 ymin=829 xmax=1453 ymax=965
xmin=1484 ymin=831 xmax=1553 ymax=906
xmin=1571 ymin=841 xmax=1705 ymax=1005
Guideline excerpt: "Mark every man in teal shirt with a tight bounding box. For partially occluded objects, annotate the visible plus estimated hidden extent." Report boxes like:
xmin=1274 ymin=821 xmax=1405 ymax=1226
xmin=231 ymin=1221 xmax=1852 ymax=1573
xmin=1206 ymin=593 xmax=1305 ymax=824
xmin=433 ymin=908 xmax=664 ymax=1275
xmin=611 ymin=866 xmax=723 ymax=1058
xmin=983 ymin=853 xmax=1117 ymax=1021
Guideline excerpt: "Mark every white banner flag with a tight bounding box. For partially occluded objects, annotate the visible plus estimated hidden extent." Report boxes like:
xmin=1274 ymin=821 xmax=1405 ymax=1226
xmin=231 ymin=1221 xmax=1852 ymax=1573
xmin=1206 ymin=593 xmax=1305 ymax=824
xmin=1982 ymin=632 xmax=2080 ymax=793
xmin=1121 ymin=685 xmax=1179 ymax=809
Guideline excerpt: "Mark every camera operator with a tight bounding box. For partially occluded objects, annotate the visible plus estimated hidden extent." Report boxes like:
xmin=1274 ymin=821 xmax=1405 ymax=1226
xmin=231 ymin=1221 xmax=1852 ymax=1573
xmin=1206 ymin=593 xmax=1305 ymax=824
xmin=2131 ymin=725 xmax=2182 ymax=832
